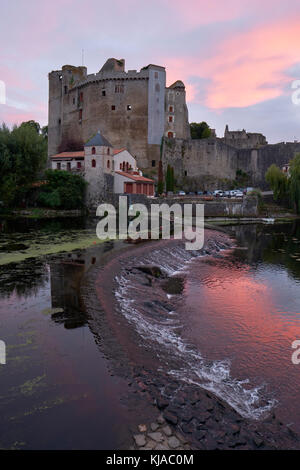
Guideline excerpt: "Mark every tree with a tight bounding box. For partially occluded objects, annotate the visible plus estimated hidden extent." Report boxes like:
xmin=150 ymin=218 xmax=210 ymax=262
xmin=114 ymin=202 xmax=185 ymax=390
xmin=265 ymin=164 xmax=288 ymax=201
xmin=289 ymin=153 xmax=300 ymax=213
xmin=165 ymin=164 xmax=174 ymax=192
xmin=0 ymin=121 xmax=47 ymax=206
xmin=38 ymin=169 xmax=87 ymax=209
xmin=157 ymin=160 xmax=164 ymax=195
xmin=190 ymin=122 xmax=211 ymax=140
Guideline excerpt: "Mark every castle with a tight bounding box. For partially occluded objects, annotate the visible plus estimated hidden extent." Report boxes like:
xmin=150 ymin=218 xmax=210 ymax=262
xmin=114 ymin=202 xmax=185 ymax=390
xmin=48 ymin=58 xmax=300 ymax=193
xmin=48 ymin=58 xmax=190 ymax=171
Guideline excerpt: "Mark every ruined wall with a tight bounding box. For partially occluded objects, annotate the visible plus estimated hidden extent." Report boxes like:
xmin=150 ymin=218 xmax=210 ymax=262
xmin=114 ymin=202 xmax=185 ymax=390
xmin=162 ymin=137 xmax=300 ymax=190
xmin=163 ymin=137 xmax=237 ymax=190
xmin=222 ymin=125 xmax=267 ymax=149
xmin=237 ymin=142 xmax=300 ymax=189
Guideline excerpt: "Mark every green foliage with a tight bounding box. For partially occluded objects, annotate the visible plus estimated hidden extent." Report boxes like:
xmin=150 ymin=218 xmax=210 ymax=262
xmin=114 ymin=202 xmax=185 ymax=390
xmin=0 ymin=121 xmax=47 ymax=207
xmin=265 ymin=164 xmax=289 ymax=201
xmin=38 ymin=170 xmax=87 ymax=210
xmin=157 ymin=160 xmax=164 ymax=195
xmin=248 ymin=189 xmax=264 ymax=212
xmin=165 ymin=164 xmax=174 ymax=192
xmin=190 ymin=122 xmax=211 ymax=140
xmin=289 ymin=153 xmax=300 ymax=213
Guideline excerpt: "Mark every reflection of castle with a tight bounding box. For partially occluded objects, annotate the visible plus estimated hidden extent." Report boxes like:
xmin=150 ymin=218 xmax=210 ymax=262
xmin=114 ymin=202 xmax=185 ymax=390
xmin=49 ymin=242 xmax=115 ymax=328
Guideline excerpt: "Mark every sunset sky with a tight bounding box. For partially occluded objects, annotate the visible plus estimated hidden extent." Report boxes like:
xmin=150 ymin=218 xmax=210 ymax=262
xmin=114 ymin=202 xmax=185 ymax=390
xmin=1 ymin=0 xmax=300 ymax=142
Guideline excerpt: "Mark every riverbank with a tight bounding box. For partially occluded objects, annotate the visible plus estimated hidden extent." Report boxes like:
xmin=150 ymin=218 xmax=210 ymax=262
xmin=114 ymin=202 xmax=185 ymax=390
xmin=81 ymin=232 xmax=300 ymax=450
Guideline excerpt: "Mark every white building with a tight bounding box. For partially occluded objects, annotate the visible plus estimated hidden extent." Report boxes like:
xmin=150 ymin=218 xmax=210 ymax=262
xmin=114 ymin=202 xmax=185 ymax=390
xmin=50 ymin=130 xmax=154 ymax=203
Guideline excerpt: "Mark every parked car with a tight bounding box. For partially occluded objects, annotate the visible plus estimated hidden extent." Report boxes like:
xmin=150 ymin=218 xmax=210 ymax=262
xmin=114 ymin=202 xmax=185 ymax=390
xmin=197 ymin=191 xmax=203 ymax=195
xmin=234 ymin=191 xmax=244 ymax=198
xmin=178 ymin=190 xmax=186 ymax=196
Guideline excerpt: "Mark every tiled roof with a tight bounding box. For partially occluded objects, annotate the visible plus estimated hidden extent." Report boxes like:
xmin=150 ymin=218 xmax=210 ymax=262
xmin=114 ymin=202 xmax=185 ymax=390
xmin=85 ymin=130 xmax=112 ymax=147
xmin=115 ymin=171 xmax=154 ymax=183
xmin=51 ymin=151 xmax=84 ymax=159
xmin=113 ymin=148 xmax=126 ymax=156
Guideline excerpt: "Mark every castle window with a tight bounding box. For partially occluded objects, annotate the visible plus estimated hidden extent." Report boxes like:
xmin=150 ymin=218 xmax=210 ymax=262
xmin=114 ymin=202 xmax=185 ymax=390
xmin=58 ymin=118 xmax=61 ymax=125
xmin=92 ymin=147 xmax=96 ymax=155
xmin=79 ymin=109 xmax=82 ymax=121
xmin=127 ymin=105 xmax=132 ymax=110
xmin=77 ymin=161 xmax=81 ymax=169
xmin=92 ymin=159 xmax=96 ymax=168
xmin=185 ymin=171 xmax=187 ymax=176
xmin=107 ymin=148 xmax=110 ymax=155
xmin=111 ymin=105 xmax=116 ymax=110
xmin=167 ymin=131 xmax=174 ymax=138
xmin=73 ymin=97 xmax=75 ymax=105
xmin=169 ymin=116 xmax=173 ymax=123
xmin=120 ymin=163 xmax=122 ymax=170
xmin=155 ymin=83 xmax=160 ymax=92
xmin=169 ymin=105 xmax=173 ymax=112
xmin=102 ymin=89 xmax=106 ymax=96
xmin=57 ymin=162 xmax=61 ymax=170
xmin=107 ymin=160 xmax=110 ymax=169
xmin=155 ymin=72 xmax=158 ymax=79
xmin=115 ymin=84 xmax=124 ymax=93
xmin=79 ymin=92 xmax=83 ymax=102
xmin=152 ymin=160 xmax=156 ymax=167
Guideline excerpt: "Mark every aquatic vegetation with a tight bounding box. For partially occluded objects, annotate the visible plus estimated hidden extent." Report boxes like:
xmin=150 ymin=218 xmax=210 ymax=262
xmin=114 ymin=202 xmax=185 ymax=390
xmin=41 ymin=307 xmax=64 ymax=316
xmin=19 ymin=375 xmax=46 ymax=397
xmin=0 ymin=230 xmax=106 ymax=266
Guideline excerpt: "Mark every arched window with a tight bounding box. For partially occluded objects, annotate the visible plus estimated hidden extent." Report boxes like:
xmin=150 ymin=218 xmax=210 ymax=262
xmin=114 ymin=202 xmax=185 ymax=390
xmin=107 ymin=148 xmax=110 ymax=155
xmin=92 ymin=147 xmax=96 ymax=155
xmin=122 ymin=161 xmax=125 ymax=171
xmin=120 ymin=163 xmax=122 ymax=170
xmin=107 ymin=160 xmax=110 ymax=169
xmin=126 ymin=162 xmax=129 ymax=171
xmin=92 ymin=159 xmax=96 ymax=168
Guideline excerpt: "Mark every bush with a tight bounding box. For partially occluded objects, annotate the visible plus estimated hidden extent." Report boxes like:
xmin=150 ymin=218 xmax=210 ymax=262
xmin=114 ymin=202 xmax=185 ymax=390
xmin=38 ymin=170 xmax=87 ymax=210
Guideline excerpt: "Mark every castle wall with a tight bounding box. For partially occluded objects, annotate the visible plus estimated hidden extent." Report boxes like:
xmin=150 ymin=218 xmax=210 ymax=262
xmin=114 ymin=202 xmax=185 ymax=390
xmin=237 ymin=142 xmax=300 ymax=188
xmin=165 ymin=87 xmax=190 ymax=140
xmin=48 ymin=60 xmax=190 ymax=172
xmin=147 ymin=66 xmax=166 ymax=146
xmin=162 ymin=137 xmax=300 ymax=190
xmin=163 ymin=137 xmax=237 ymax=190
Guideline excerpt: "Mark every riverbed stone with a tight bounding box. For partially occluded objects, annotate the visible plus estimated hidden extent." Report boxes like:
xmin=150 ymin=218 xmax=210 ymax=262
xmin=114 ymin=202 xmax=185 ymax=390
xmin=138 ymin=424 xmax=147 ymax=433
xmin=147 ymin=432 xmax=164 ymax=443
xmin=150 ymin=422 xmax=159 ymax=431
xmin=134 ymin=434 xmax=146 ymax=447
xmin=162 ymin=425 xmax=172 ymax=437
xmin=157 ymin=415 xmax=165 ymax=424
xmin=163 ymin=410 xmax=178 ymax=425
xmin=168 ymin=436 xmax=181 ymax=449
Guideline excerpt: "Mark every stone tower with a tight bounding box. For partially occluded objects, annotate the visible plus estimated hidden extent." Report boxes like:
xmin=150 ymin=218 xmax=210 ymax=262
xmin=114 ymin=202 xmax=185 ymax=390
xmin=84 ymin=130 xmax=113 ymax=207
xmin=48 ymin=58 xmax=189 ymax=171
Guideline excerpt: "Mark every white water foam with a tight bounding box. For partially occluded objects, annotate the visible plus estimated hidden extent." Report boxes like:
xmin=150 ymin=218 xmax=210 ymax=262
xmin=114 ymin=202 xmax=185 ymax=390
xmin=114 ymin=241 xmax=277 ymax=420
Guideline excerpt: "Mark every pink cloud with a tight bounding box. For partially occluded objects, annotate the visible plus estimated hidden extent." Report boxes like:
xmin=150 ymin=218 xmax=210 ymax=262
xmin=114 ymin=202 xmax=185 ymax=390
xmin=162 ymin=15 xmax=300 ymax=109
xmin=199 ymin=17 xmax=300 ymax=108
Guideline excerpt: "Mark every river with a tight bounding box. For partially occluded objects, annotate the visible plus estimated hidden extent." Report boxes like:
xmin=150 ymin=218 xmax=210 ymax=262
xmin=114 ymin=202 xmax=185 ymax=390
xmin=0 ymin=216 xmax=300 ymax=448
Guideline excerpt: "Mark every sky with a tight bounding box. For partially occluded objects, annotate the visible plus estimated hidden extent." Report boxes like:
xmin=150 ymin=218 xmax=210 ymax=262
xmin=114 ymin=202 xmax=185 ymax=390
xmin=1 ymin=0 xmax=300 ymax=143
